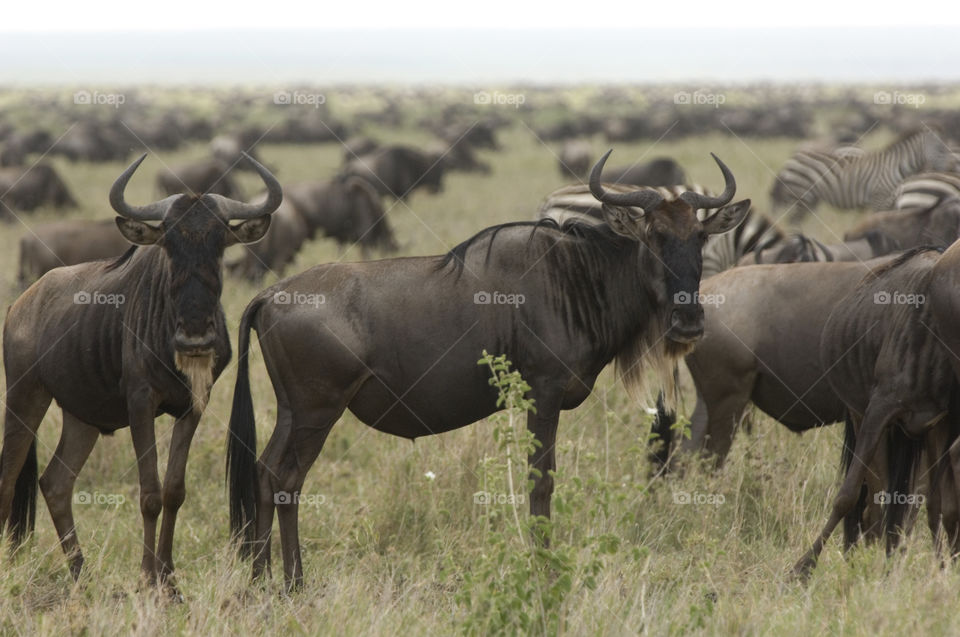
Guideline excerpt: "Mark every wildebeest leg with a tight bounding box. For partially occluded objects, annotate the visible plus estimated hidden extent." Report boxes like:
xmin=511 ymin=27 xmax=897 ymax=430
xmin=792 ymin=398 xmax=899 ymax=579
xmin=267 ymin=402 xmax=341 ymax=592
xmin=38 ymin=411 xmax=98 ymax=579
xmin=0 ymin=380 xmax=51 ymax=543
xmin=128 ymin=400 xmax=162 ymax=584
xmin=527 ymin=390 xmax=561 ymax=544
xmin=155 ymin=410 xmax=201 ymax=585
xmin=945 ymin=437 xmax=960 ymax=555
xmin=682 ymin=373 xmax=753 ymax=467
xmin=251 ymin=416 xmax=290 ymax=581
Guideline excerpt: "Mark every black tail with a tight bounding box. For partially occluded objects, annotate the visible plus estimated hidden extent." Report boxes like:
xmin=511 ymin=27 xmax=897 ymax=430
xmin=227 ymin=298 xmax=263 ymax=558
xmin=883 ymin=422 xmax=923 ymax=554
xmin=7 ymin=441 xmax=38 ymax=549
xmin=841 ymin=414 xmax=867 ymax=549
xmin=649 ymin=391 xmax=675 ymax=474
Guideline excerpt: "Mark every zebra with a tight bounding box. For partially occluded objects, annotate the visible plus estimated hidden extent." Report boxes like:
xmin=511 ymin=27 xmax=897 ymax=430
xmin=893 ymin=171 xmax=960 ymax=210
xmin=538 ymin=182 xmax=783 ymax=278
xmin=770 ymin=129 xmax=957 ymax=219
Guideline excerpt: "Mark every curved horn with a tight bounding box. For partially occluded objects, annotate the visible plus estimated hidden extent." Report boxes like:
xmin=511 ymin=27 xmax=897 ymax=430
xmin=589 ymin=149 xmax=664 ymax=211
xmin=110 ymin=153 xmax=179 ymax=221
xmin=679 ymin=153 xmax=736 ymax=210
xmin=206 ymin=152 xmax=283 ymax=220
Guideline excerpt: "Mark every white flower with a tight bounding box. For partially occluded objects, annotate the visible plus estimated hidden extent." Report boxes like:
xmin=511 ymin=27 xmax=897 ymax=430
xmin=424 ymin=471 xmax=436 ymax=481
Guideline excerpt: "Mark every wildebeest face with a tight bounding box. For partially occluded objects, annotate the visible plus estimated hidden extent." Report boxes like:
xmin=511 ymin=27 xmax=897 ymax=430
xmin=601 ymin=197 xmax=750 ymax=344
xmin=116 ymin=196 xmax=270 ymax=355
xmin=591 ymin=149 xmax=749 ymax=345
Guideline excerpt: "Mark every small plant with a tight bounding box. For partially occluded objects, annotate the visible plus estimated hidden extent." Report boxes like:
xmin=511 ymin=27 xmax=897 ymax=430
xmin=455 ymin=351 xmax=623 ymax=636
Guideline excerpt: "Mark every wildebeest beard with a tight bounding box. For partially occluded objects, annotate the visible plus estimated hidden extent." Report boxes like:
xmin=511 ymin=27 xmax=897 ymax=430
xmin=617 ymin=311 xmax=695 ymax=414
xmin=175 ymin=351 xmax=216 ymax=414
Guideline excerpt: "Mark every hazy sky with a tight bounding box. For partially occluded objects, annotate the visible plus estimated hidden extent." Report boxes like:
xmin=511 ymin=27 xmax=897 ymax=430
xmin=2 ymin=1 xmax=959 ymax=84
xmin=4 ymin=0 xmax=958 ymax=30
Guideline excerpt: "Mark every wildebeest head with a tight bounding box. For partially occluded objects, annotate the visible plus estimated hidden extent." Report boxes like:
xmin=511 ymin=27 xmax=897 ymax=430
xmin=110 ymin=152 xmax=280 ymax=409
xmin=590 ymin=150 xmax=749 ymax=345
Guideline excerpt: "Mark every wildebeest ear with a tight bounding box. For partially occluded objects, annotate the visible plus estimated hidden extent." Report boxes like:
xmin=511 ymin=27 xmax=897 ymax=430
xmin=226 ymin=215 xmax=272 ymax=246
xmin=702 ymin=199 xmax=751 ymax=235
xmin=115 ymin=217 xmax=163 ymax=245
xmin=600 ymin=203 xmax=645 ymax=238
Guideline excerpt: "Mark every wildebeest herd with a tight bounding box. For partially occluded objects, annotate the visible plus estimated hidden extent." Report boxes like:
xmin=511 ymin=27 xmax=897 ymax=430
xmin=4 ymin=86 xmax=960 ymax=596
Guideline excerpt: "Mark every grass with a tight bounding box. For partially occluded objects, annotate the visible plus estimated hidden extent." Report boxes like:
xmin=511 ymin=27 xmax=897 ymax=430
xmin=0 ymin=90 xmax=957 ymax=636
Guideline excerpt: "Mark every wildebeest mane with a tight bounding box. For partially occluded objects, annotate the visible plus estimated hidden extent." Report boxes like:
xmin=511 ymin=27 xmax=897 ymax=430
xmin=437 ymin=216 xmax=676 ymax=407
xmin=865 ymin=245 xmax=943 ymax=281
xmin=437 ymin=217 xmax=629 ymax=277
xmin=104 ymin=244 xmax=139 ymax=272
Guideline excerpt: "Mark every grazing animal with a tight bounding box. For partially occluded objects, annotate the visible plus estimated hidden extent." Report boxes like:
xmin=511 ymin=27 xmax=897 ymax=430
xmin=229 ymin=194 xmax=308 ymax=281
xmin=346 ymin=145 xmax=446 ymax=200
xmin=0 ymin=164 xmax=76 ymax=218
xmin=844 ymin=197 xmax=960 ymax=249
xmin=771 ymin=129 xmax=957 ymax=218
xmin=211 ymin=134 xmax=263 ymax=170
xmin=284 ymin=175 xmax=397 ymax=257
xmin=599 ymin=157 xmax=687 ymax=187
xmin=557 ymin=139 xmax=592 ymax=180
xmin=894 ymin=172 xmax=960 ymax=210
xmin=740 ymin=231 xmax=899 ymax=265
xmin=156 ymin=157 xmax=242 ymax=199
xmin=0 ymin=153 xmax=280 ymax=587
xmin=226 ymin=151 xmax=749 ymax=589
xmin=794 ymin=247 xmax=954 ymax=577
xmin=17 ymin=219 xmax=131 ymax=288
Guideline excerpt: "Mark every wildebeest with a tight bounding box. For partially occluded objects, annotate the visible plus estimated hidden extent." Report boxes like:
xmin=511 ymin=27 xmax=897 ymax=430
xmin=0 ymin=164 xmax=76 ymax=218
xmin=599 ymin=157 xmax=687 ymax=187
xmin=284 ymin=175 xmax=397 ymax=256
xmin=0 ymin=153 xmax=280 ymax=587
xmin=211 ymin=134 xmax=263 ymax=170
xmin=844 ymin=197 xmax=960 ymax=250
xmin=225 ymin=151 xmax=749 ymax=589
xmin=229 ymin=195 xmax=308 ymax=281
xmin=346 ymin=145 xmax=445 ymax=200
xmin=17 ymin=219 xmax=131 ymax=288
xmin=793 ymin=247 xmax=955 ymax=577
xmin=156 ymin=157 xmax=242 ymax=198
xmin=666 ymin=259 xmax=892 ymax=464
xmin=427 ymin=140 xmax=491 ymax=175
xmin=341 ymin=136 xmax=379 ymax=162
xmin=557 ymin=139 xmax=592 ymax=180
xmin=1 ymin=130 xmax=52 ymax=167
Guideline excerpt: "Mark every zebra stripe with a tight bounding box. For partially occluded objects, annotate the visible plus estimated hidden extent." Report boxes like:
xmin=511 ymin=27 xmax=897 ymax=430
xmin=537 ymin=183 xmax=782 ymax=278
xmin=772 ymin=129 xmax=955 ymax=214
xmin=894 ymin=172 xmax=960 ymax=210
